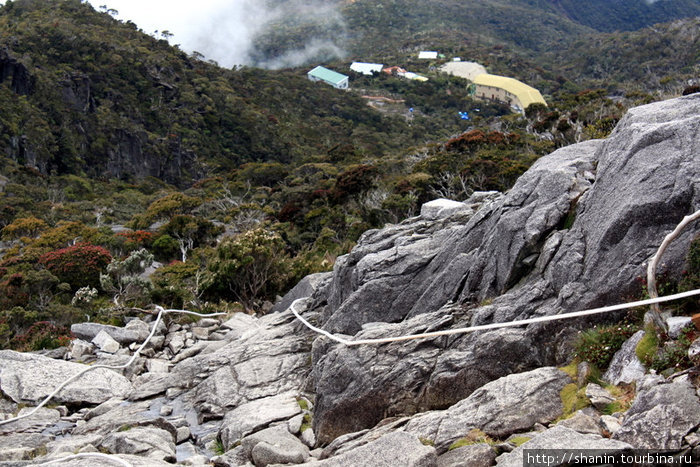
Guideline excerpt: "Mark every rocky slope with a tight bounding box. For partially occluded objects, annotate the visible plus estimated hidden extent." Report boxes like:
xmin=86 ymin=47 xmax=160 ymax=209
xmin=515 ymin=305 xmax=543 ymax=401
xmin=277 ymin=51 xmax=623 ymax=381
xmin=0 ymin=94 xmax=699 ymax=465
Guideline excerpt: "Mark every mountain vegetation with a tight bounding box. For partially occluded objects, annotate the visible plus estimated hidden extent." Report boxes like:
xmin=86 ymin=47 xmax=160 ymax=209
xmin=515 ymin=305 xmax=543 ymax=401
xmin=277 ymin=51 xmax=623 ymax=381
xmin=0 ymin=0 xmax=698 ymax=349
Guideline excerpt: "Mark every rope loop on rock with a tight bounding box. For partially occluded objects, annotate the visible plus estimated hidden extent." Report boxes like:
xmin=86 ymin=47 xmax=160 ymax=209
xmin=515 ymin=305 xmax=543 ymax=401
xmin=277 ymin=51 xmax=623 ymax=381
xmin=290 ymin=289 xmax=700 ymax=346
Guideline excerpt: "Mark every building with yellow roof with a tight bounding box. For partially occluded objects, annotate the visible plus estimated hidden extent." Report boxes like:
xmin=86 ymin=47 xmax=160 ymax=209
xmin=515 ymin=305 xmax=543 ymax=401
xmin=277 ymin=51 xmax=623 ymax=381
xmin=472 ymin=73 xmax=546 ymax=114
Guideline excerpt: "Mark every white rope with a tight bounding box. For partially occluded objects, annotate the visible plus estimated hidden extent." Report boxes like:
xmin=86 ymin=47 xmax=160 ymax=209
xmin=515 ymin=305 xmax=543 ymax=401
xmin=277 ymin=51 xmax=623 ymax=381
xmin=36 ymin=452 xmax=132 ymax=467
xmin=0 ymin=307 xmax=227 ymax=428
xmin=290 ymin=289 xmax=700 ymax=346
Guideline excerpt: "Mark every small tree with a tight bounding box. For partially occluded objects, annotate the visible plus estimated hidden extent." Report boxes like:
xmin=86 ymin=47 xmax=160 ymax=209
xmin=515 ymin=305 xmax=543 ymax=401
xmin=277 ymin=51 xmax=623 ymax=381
xmin=100 ymin=248 xmax=154 ymax=308
xmin=1 ymin=217 xmax=48 ymax=240
xmin=39 ymin=243 xmax=112 ymax=289
xmin=206 ymin=229 xmax=289 ymax=309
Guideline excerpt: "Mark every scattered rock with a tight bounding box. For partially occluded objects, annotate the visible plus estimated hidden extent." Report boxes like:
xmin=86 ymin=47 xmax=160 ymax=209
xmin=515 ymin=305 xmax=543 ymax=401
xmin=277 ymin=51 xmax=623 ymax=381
xmin=585 ymin=384 xmax=615 ymax=411
xmin=71 ymin=322 xmax=150 ymax=345
xmin=92 ymin=330 xmax=121 ymax=354
xmin=420 ymin=198 xmax=470 ymax=220
xmin=556 ymin=410 xmax=601 ymax=435
xmin=496 ymin=426 xmax=633 ymax=467
xmin=614 ymin=377 xmax=700 ymax=449
xmin=437 ymin=443 xmax=496 ymax=467
xmin=667 ymin=316 xmax=693 ymax=338
xmin=241 ymin=425 xmax=309 ymax=466
xmin=307 ymin=431 xmax=436 ymax=467
xmin=603 ymin=330 xmax=646 ymax=386
xmin=271 ymin=271 xmax=332 ymax=314
xmin=70 ymin=339 xmax=95 ymax=360
xmin=600 ymin=415 xmax=622 ymax=435
xmin=100 ymin=425 xmax=176 ymax=462
xmin=0 ymin=406 xmax=60 ymax=435
xmin=0 ymin=433 xmax=53 ymax=461
xmin=219 ymin=392 xmax=302 ymax=449
xmin=0 ymin=350 xmax=132 ymax=405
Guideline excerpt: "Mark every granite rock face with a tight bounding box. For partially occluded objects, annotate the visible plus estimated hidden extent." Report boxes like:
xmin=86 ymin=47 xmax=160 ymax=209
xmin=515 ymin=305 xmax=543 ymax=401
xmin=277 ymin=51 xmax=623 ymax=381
xmin=309 ymin=93 xmax=700 ymax=442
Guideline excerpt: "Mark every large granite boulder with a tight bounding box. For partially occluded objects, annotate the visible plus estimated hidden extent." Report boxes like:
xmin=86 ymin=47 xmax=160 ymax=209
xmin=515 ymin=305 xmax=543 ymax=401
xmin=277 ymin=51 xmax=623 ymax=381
xmin=0 ymin=350 xmax=132 ymax=405
xmin=309 ymin=94 xmax=700 ymax=442
xmin=614 ymin=376 xmax=700 ymax=449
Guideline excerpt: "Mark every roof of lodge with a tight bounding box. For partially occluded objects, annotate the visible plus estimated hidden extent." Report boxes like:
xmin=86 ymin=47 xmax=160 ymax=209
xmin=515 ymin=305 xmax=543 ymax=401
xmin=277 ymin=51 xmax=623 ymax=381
xmin=473 ymin=73 xmax=547 ymax=109
xmin=308 ymin=66 xmax=349 ymax=85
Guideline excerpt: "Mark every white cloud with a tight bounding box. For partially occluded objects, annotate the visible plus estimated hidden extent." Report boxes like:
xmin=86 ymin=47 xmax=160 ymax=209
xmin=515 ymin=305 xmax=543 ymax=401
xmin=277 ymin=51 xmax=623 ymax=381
xmin=91 ymin=0 xmax=345 ymax=68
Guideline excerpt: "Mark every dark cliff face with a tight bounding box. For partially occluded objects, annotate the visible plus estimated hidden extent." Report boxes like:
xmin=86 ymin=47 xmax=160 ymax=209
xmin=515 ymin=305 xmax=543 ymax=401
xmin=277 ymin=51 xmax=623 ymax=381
xmin=0 ymin=48 xmax=34 ymax=95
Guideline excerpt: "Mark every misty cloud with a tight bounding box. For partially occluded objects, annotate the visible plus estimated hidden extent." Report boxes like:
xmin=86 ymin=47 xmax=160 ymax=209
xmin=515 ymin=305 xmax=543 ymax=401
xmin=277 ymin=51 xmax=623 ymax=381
xmin=84 ymin=0 xmax=347 ymax=69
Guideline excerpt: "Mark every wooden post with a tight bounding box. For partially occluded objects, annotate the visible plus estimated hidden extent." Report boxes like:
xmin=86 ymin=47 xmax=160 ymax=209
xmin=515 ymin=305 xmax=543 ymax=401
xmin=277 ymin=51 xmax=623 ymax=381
xmin=646 ymin=210 xmax=700 ymax=333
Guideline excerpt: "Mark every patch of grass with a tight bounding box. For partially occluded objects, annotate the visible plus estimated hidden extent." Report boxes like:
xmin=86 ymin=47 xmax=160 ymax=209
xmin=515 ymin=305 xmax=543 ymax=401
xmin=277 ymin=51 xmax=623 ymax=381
xmin=559 ymin=383 xmax=590 ymax=419
xmin=117 ymin=424 xmax=133 ymax=432
xmin=448 ymin=429 xmax=495 ymax=450
xmin=296 ymin=397 xmax=309 ymax=411
xmin=635 ymin=328 xmax=659 ymax=367
xmin=300 ymin=413 xmax=312 ymax=433
xmin=509 ymin=436 xmax=531 ymax=447
xmin=559 ymin=361 xmax=578 ymax=380
xmin=213 ymin=438 xmax=226 ymax=456
xmin=419 ymin=437 xmax=435 ymax=446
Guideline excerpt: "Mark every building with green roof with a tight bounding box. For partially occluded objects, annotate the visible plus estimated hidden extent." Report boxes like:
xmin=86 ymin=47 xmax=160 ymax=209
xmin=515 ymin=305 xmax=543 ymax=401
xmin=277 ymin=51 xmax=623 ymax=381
xmin=307 ymin=66 xmax=349 ymax=90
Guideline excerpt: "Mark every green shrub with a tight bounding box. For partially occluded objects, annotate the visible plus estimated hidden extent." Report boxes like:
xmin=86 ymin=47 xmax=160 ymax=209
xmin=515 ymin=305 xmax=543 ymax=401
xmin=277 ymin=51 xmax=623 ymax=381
xmin=574 ymin=323 xmax=638 ymax=368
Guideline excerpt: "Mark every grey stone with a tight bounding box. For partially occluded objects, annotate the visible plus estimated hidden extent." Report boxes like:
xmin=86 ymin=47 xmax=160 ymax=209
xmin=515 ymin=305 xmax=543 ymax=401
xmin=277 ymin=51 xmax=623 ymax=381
xmin=614 ymin=377 xmax=700 ymax=449
xmin=219 ymin=392 xmax=302 ymax=449
xmin=600 ymin=415 xmax=622 ymax=435
xmin=556 ymin=410 xmax=602 ymax=435
xmin=84 ymin=397 xmax=126 ymax=421
xmin=241 ymin=425 xmax=309 ymax=465
xmin=211 ymin=445 xmax=253 ymax=466
xmin=71 ymin=322 xmax=148 ymax=345
xmin=176 ymin=426 xmax=191 ymax=443
xmin=288 ymin=413 xmax=304 ymax=434
xmin=168 ymin=310 xmax=313 ymax=421
xmin=0 ymin=406 xmax=60 ymax=435
xmin=167 ymin=331 xmax=186 ymax=354
xmin=146 ymin=358 xmax=171 ymax=373
xmin=100 ymin=425 xmax=176 ymax=462
xmin=70 ymin=339 xmax=95 ymax=360
xmin=496 ymin=426 xmax=633 ymax=466
xmin=43 ymin=434 xmax=104 ymax=458
xmin=0 ymin=433 xmax=53 ymax=461
xmin=307 ymin=431 xmax=436 ymax=467
xmin=667 ymin=316 xmax=693 ymax=338
xmin=690 ymin=338 xmax=700 ymax=361
xmin=92 ymin=330 xmax=121 ymax=354
xmin=301 ymin=426 xmax=317 ymax=447
xmin=272 ymin=271 xmax=332 ymax=314
xmin=405 ymin=367 xmax=571 ymax=451
xmin=0 ymin=350 xmax=132 ymax=405
xmin=437 ymin=443 xmax=496 ymax=467
xmin=585 ymin=383 xmax=616 ymax=411
xmin=420 ymin=198 xmax=470 ymax=220
xmin=603 ymin=330 xmax=647 ymax=386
